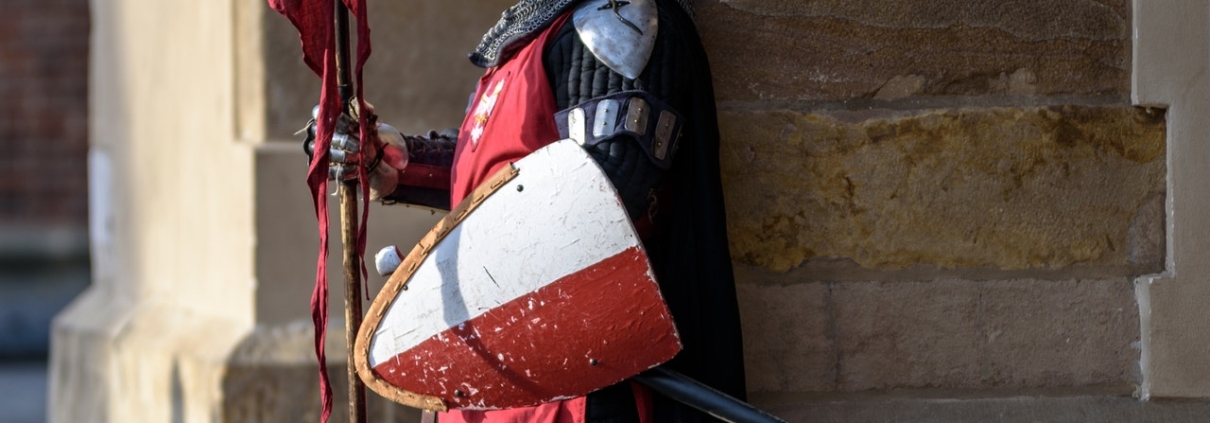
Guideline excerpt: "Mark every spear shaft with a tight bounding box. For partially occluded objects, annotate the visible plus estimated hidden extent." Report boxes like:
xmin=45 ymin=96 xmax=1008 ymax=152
xmin=334 ymin=2 xmax=368 ymax=422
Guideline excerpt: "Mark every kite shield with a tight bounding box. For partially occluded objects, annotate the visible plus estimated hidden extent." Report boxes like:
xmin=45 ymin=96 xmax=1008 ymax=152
xmin=354 ymin=139 xmax=682 ymax=411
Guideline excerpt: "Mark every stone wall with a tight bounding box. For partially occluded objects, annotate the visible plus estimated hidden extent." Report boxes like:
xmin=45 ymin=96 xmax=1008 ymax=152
xmin=694 ymin=0 xmax=1164 ymax=407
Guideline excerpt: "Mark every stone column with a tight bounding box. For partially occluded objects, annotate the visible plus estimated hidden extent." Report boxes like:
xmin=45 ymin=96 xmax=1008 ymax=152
xmin=1132 ymin=0 xmax=1210 ymax=399
xmin=50 ymin=0 xmax=512 ymax=421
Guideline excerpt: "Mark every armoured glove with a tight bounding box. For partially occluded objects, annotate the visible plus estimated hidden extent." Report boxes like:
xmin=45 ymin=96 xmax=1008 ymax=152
xmin=303 ymin=105 xmax=410 ymax=200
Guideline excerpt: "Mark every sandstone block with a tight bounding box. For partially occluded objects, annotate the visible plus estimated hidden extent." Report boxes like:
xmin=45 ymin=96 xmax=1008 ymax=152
xmin=753 ymin=392 xmax=1210 ymax=423
xmin=980 ymin=278 xmax=1138 ymax=388
xmin=737 ymin=275 xmax=1141 ymax=393
xmin=697 ymin=0 xmax=1129 ymax=101
xmin=721 ymin=105 xmax=1166 ymax=272
xmin=832 ymin=280 xmax=982 ymax=390
xmin=735 ymin=278 xmax=834 ymax=392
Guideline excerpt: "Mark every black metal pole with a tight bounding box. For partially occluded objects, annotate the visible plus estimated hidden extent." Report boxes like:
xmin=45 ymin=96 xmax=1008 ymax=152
xmin=634 ymin=367 xmax=788 ymax=423
xmin=334 ymin=2 xmax=354 ymax=112
xmin=334 ymin=2 xmax=367 ymax=423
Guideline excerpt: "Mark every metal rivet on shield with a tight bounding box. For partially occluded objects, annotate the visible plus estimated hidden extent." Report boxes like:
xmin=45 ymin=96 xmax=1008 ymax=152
xmin=589 ymin=359 xmax=599 ymax=366
xmin=454 ymin=389 xmax=465 ymax=397
xmin=517 ymin=185 xmax=524 ymax=192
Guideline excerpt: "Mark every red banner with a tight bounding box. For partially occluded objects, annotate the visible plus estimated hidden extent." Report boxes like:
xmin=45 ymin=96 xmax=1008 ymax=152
xmin=264 ymin=0 xmax=371 ymax=421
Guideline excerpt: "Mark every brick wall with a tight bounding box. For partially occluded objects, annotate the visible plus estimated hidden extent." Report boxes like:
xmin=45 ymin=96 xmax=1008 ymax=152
xmin=694 ymin=0 xmax=1161 ymax=407
xmin=0 ymin=0 xmax=90 ymax=230
xmin=0 ymin=0 xmax=91 ymax=358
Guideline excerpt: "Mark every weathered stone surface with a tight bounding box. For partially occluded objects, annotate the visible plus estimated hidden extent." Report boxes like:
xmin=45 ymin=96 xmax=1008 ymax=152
xmin=721 ymin=105 xmax=1166 ymax=272
xmin=735 ymin=279 xmax=834 ymax=392
xmin=752 ymin=392 xmax=1210 ymax=423
xmin=1128 ymin=194 xmax=1165 ymax=268
xmin=832 ymin=280 xmax=983 ymax=390
xmin=736 ymin=276 xmax=1140 ymax=393
xmin=980 ymin=279 xmax=1138 ymax=388
xmin=697 ymin=0 xmax=1129 ymax=101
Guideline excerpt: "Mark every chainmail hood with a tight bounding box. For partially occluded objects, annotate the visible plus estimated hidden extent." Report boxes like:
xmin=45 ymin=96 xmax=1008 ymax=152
xmin=470 ymin=0 xmax=695 ymax=68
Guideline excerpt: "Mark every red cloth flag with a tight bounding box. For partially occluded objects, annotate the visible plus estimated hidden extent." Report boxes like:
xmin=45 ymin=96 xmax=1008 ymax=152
xmin=264 ymin=0 xmax=371 ymax=421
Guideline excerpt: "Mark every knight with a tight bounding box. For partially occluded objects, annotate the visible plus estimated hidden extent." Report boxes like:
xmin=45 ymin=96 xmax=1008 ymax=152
xmin=306 ymin=1 xmax=745 ymax=421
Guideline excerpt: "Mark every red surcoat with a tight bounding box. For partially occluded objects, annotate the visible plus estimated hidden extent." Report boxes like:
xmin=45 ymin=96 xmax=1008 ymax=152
xmin=449 ymin=16 xmax=563 ymax=206
xmin=441 ymin=12 xmax=651 ymax=423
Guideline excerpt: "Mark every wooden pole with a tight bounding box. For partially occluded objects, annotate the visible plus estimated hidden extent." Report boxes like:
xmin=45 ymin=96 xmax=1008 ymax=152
xmin=340 ymin=181 xmax=368 ymax=423
xmin=334 ymin=2 xmax=368 ymax=422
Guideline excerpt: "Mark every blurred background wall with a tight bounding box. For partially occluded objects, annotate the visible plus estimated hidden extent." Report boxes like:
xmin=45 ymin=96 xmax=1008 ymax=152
xmin=0 ymin=0 xmax=90 ymax=358
xmin=0 ymin=1 xmax=90 ymax=421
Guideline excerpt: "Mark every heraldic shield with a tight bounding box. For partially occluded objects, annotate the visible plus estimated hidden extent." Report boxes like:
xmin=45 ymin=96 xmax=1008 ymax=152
xmin=354 ymin=140 xmax=682 ymax=411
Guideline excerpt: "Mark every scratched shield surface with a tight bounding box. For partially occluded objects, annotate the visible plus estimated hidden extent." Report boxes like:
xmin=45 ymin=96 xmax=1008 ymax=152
xmin=358 ymin=140 xmax=682 ymax=410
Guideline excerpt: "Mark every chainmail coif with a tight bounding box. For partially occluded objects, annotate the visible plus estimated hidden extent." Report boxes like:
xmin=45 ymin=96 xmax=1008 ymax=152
xmin=470 ymin=0 xmax=695 ymax=68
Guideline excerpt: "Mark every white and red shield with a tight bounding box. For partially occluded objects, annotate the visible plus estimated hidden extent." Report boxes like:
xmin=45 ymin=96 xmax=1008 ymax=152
xmin=354 ymin=140 xmax=681 ymax=411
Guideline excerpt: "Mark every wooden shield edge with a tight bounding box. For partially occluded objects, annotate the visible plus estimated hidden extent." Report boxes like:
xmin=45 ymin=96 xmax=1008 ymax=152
xmin=354 ymin=163 xmax=521 ymax=412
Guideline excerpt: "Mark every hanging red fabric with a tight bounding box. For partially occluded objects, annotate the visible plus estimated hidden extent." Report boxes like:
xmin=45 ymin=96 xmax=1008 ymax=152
xmin=265 ymin=0 xmax=372 ymax=422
